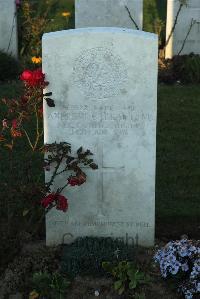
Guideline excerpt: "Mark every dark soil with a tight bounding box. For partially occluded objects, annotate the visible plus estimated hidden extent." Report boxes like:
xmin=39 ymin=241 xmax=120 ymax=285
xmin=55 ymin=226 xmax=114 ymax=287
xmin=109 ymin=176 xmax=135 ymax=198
xmin=66 ymin=275 xmax=180 ymax=299
xmin=0 ymin=241 xmax=183 ymax=299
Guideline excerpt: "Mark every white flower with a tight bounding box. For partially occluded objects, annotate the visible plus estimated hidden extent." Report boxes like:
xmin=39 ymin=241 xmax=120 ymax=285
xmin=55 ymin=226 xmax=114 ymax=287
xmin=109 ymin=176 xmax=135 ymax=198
xmin=94 ymin=290 xmax=100 ymax=296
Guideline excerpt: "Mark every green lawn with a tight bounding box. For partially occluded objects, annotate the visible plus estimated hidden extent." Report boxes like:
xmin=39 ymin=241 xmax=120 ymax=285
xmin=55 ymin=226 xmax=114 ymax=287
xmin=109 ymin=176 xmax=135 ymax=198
xmin=157 ymin=85 xmax=200 ymax=218
xmin=0 ymin=82 xmax=200 ymax=238
xmin=156 ymin=84 xmax=200 ymax=238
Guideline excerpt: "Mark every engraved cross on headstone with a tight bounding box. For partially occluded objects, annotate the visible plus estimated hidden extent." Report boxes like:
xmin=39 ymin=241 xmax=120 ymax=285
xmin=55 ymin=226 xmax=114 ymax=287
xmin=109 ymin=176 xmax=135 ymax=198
xmin=96 ymin=143 xmax=125 ymax=216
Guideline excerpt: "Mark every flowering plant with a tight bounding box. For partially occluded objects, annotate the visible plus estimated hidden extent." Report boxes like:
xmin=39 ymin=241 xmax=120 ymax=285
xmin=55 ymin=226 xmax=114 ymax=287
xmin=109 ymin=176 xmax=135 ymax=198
xmin=0 ymin=68 xmax=53 ymax=151
xmin=42 ymin=142 xmax=98 ymax=213
xmin=154 ymin=239 xmax=200 ymax=299
xmin=0 ymin=68 xmax=97 ymax=238
xmin=18 ymin=0 xmax=72 ymax=63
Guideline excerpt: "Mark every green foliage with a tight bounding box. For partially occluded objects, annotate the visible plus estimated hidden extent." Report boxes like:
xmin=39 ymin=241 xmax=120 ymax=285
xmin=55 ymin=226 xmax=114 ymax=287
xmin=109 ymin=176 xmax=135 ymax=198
xmin=18 ymin=0 xmax=74 ymax=61
xmin=143 ymin=0 xmax=167 ymax=46
xmin=31 ymin=271 xmax=70 ymax=298
xmin=0 ymin=51 xmax=20 ymax=81
xmin=172 ymin=54 xmax=200 ymax=84
xmin=102 ymin=261 xmax=149 ymax=295
xmin=156 ymin=84 xmax=200 ymax=235
xmin=61 ymin=237 xmax=136 ymax=277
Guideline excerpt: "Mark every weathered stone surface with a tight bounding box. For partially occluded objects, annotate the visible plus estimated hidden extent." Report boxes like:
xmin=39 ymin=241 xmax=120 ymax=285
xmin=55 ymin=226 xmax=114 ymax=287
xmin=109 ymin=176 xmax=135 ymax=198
xmin=42 ymin=28 xmax=158 ymax=247
xmin=0 ymin=0 xmax=18 ymax=58
xmin=166 ymin=0 xmax=200 ymax=58
xmin=75 ymin=0 xmax=143 ymax=30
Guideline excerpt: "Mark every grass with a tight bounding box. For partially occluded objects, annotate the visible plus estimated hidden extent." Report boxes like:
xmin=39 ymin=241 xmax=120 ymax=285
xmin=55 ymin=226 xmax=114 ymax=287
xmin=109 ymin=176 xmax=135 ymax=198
xmin=0 ymin=82 xmax=200 ymax=238
xmin=156 ymin=84 xmax=200 ymax=217
xmin=156 ymin=84 xmax=200 ymax=238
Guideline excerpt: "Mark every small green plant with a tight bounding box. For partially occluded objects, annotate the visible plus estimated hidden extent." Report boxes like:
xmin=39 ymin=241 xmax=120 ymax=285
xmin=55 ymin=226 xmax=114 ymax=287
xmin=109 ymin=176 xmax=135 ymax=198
xmin=102 ymin=261 xmax=149 ymax=295
xmin=31 ymin=271 xmax=70 ymax=299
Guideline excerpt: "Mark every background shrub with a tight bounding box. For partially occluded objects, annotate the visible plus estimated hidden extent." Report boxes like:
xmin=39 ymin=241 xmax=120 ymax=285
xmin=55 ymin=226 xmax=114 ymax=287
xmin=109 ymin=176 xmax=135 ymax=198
xmin=18 ymin=0 xmax=74 ymax=63
xmin=143 ymin=0 xmax=167 ymax=47
xmin=158 ymin=54 xmax=200 ymax=84
xmin=0 ymin=51 xmax=20 ymax=81
xmin=173 ymin=54 xmax=200 ymax=84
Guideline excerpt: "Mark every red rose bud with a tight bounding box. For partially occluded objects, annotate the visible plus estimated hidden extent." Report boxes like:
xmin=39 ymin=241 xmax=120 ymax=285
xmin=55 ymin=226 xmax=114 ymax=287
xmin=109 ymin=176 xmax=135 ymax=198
xmin=12 ymin=119 xmax=18 ymax=129
xmin=77 ymin=173 xmax=86 ymax=185
xmin=56 ymin=194 xmax=68 ymax=212
xmin=68 ymin=176 xmax=79 ymax=186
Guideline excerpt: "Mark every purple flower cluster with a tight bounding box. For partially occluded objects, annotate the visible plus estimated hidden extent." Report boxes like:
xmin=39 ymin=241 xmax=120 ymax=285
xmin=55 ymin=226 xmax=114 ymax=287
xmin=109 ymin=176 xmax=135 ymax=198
xmin=181 ymin=279 xmax=200 ymax=299
xmin=154 ymin=239 xmax=200 ymax=299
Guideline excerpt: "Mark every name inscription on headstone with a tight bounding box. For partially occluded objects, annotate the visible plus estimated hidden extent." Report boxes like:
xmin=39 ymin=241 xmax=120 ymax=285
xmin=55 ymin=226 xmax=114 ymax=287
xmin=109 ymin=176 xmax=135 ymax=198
xmin=48 ymin=105 xmax=153 ymax=137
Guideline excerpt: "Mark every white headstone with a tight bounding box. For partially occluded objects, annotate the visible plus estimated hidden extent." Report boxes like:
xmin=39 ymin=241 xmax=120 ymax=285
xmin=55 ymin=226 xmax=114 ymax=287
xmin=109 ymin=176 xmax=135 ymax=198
xmin=75 ymin=0 xmax=143 ymax=30
xmin=42 ymin=27 xmax=158 ymax=247
xmin=166 ymin=0 xmax=200 ymax=58
xmin=0 ymin=0 xmax=18 ymax=58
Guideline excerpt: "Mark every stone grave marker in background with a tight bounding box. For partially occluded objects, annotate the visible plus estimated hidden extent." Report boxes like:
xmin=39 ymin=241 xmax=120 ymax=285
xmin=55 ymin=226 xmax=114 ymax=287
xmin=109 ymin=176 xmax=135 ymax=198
xmin=166 ymin=0 xmax=200 ymax=58
xmin=75 ymin=0 xmax=143 ymax=30
xmin=0 ymin=0 xmax=18 ymax=58
xmin=42 ymin=27 xmax=158 ymax=247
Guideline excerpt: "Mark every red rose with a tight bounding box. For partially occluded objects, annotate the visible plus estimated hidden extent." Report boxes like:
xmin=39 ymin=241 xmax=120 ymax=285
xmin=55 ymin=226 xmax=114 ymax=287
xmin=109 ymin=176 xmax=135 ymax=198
xmin=20 ymin=68 xmax=45 ymax=87
xmin=56 ymin=194 xmax=68 ymax=212
xmin=33 ymin=68 xmax=44 ymax=82
xmin=20 ymin=70 xmax=33 ymax=81
xmin=41 ymin=193 xmax=55 ymax=208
